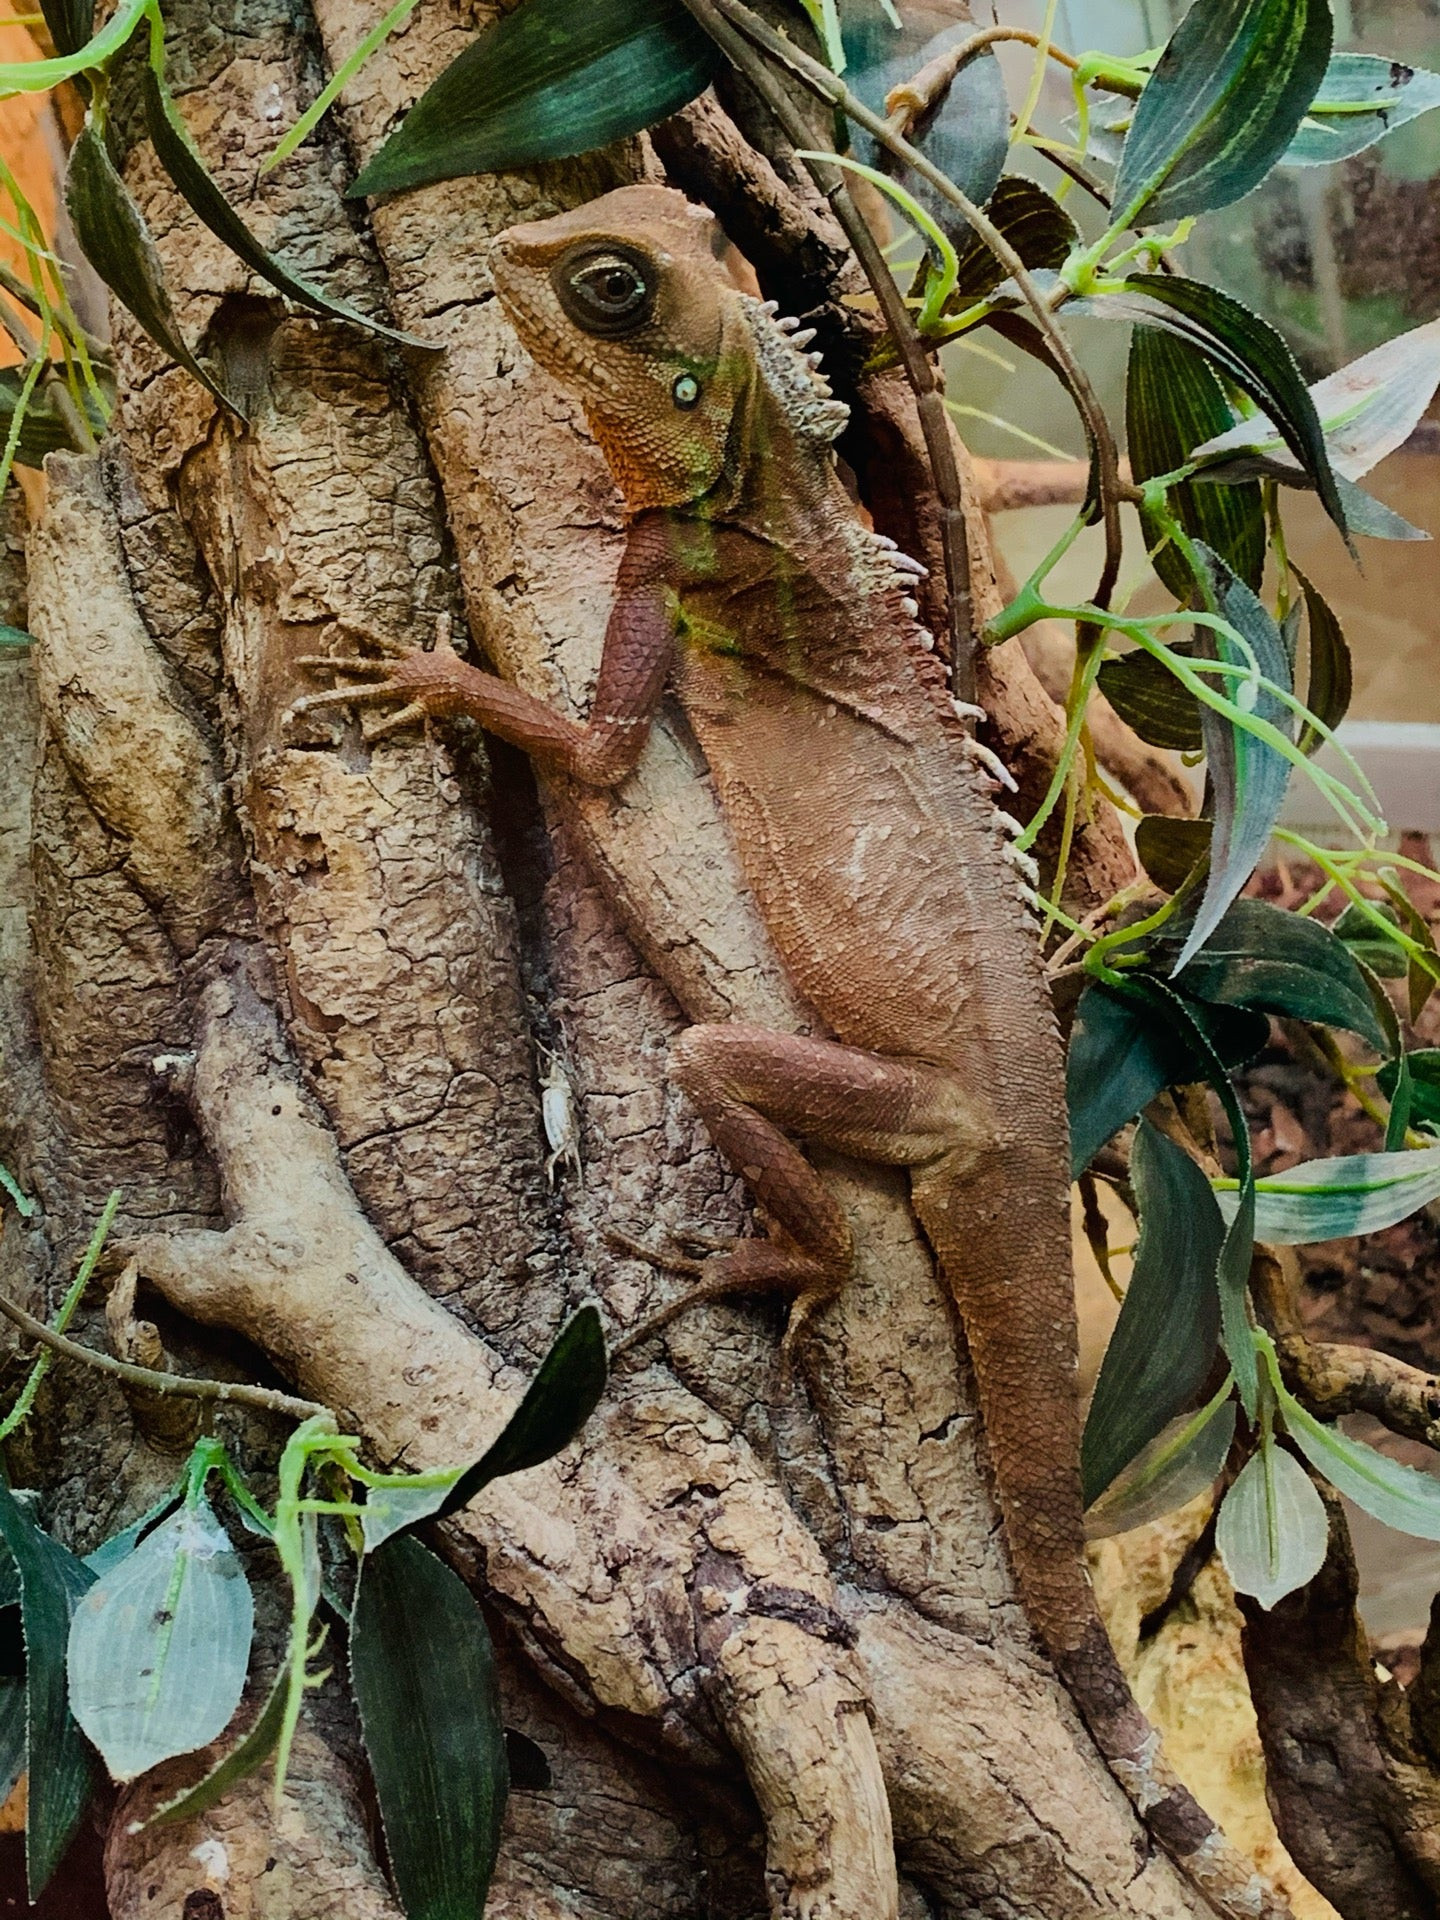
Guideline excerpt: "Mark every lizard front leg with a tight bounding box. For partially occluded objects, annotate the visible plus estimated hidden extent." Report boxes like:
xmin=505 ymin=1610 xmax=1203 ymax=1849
xmin=615 ymin=1024 xmax=988 ymax=1360
xmin=291 ymin=522 xmax=679 ymax=787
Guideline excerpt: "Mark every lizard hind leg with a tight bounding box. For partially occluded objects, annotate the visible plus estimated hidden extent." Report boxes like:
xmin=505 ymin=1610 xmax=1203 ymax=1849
xmin=612 ymin=1023 xmax=962 ymax=1368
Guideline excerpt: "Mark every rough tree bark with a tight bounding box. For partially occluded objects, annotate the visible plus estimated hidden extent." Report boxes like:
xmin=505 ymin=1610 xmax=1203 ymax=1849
xmin=0 ymin=0 xmax=1276 ymax=1915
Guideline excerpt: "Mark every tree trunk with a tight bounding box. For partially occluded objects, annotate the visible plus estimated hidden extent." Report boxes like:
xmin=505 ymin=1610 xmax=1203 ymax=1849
xmin=0 ymin=0 xmax=1231 ymax=1914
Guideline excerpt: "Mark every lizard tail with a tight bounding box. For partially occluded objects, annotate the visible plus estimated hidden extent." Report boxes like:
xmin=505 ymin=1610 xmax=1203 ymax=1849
xmin=910 ymin=1152 xmax=1289 ymax=1920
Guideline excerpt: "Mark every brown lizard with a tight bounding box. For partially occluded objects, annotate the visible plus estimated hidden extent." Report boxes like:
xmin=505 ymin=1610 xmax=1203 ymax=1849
xmin=295 ymin=185 xmax=1285 ymax=1920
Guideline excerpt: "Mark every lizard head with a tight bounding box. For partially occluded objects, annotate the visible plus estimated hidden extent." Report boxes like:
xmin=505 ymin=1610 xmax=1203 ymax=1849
xmin=491 ymin=185 xmax=847 ymax=512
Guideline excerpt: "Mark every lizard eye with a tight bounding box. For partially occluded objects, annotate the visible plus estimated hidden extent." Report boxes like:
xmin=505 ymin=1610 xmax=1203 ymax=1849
xmin=553 ymin=246 xmax=654 ymax=336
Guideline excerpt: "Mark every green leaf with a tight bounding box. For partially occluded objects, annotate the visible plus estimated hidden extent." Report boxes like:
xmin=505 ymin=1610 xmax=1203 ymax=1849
xmin=0 ymin=367 xmax=106 ymax=468
xmin=1334 ymin=900 xmax=1408 ymax=979
xmin=1216 ymin=1437 xmax=1328 ymax=1608
xmin=1165 ymin=897 xmax=1386 ymax=1050
xmin=68 ymin=1498 xmax=253 ymax=1782
xmin=1113 ymin=0 xmax=1331 ymax=223
xmin=352 ymin=1535 xmax=507 ymax=1920
xmin=1379 ymin=1051 xmax=1440 ymax=1133
xmin=1284 ymin=52 xmax=1440 ymax=167
xmin=1080 ymin=275 xmax=1345 ymax=535
xmin=0 ymin=0 xmax=147 ymax=92
xmin=38 ymin=0 xmax=93 ymax=59
xmin=946 ymin=178 xmax=1080 ymax=304
xmin=1134 ymin=814 xmax=1211 ymax=893
xmin=145 ymin=1668 xmax=288 ymax=1829
xmin=83 ymin=1488 xmax=185 ymax=1579
xmin=1290 ymin=565 xmax=1352 ymax=755
xmin=1066 ymin=979 xmax=1267 ymax=1175
xmin=1097 ymin=644 xmax=1204 ymax=751
xmin=0 ymin=1479 xmax=95 ymax=1900
xmin=1279 ymin=1384 xmax=1440 ymax=1539
xmin=0 ymin=624 xmax=31 ymax=650
xmin=362 ymin=1306 xmax=607 ymax=1547
xmin=845 ymin=5 xmax=1009 ymax=244
xmin=1171 ymin=543 xmax=1295 ymax=974
xmin=1215 ymin=1143 xmax=1440 ymax=1241
xmin=350 ymin=0 xmax=714 ymax=199
xmin=1194 ymin=317 xmax=1440 ymax=487
xmin=1086 ymin=1392 xmax=1236 ymax=1538
xmin=141 ymin=68 xmax=427 ymax=351
xmin=1128 ymin=327 xmax=1264 ymax=596
xmin=65 ymin=126 xmax=238 ymax=416
xmin=1082 ymin=1121 xmax=1226 ymax=1505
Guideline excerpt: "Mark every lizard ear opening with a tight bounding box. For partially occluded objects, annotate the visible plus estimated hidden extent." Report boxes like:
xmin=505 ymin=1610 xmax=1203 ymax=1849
xmin=552 ymin=244 xmax=655 ymax=337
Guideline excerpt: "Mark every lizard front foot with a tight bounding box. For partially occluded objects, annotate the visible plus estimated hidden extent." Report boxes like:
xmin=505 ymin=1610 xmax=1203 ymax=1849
xmin=288 ymin=617 xmax=461 ymax=741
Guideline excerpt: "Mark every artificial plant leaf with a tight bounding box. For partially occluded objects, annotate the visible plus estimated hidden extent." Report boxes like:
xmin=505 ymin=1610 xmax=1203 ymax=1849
xmin=0 ymin=366 xmax=108 ymax=467
xmin=363 ymin=1306 xmax=607 ymax=1546
xmin=1215 ymin=1143 xmax=1440 ymax=1242
xmin=432 ymin=1305 xmax=607 ymax=1521
xmin=1134 ymin=814 xmax=1212 ymax=893
xmin=845 ymin=0 xmax=1008 ymax=233
xmin=141 ymin=69 xmax=427 ymax=350
xmin=946 ymin=177 xmax=1079 ymax=303
xmin=65 ymin=126 xmax=237 ymax=415
xmin=1066 ymin=980 xmax=1267 ymax=1175
xmin=1216 ymin=1439 xmax=1329 ymax=1609
xmin=145 ymin=1667 xmax=288 ymax=1828
xmin=352 ymin=1534 xmax=507 ymax=1920
xmin=1280 ymin=1385 xmax=1440 ymax=1538
xmin=1291 ymin=564 xmax=1352 ymax=755
xmin=1334 ymin=900 xmax=1408 ymax=979
xmin=1127 ymin=326 xmax=1264 ymax=596
xmin=1112 ymin=0 xmax=1331 ymax=224
xmin=1086 ymin=1394 xmax=1236 ymax=1539
xmin=1165 ymin=896 xmax=1387 ymax=1050
xmin=1194 ymin=317 xmax=1440 ymax=487
xmin=1333 ymin=476 xmax=1428 ymax=541
xmin=1171 ymin=543 xmax=1295 ymax=974
xmin=1284 ymin=52 xmax=1440 ymax=167
xmin=0 ymin=1478 xmax=95 ymax=1900
xmin=1075 ymin=275 xmax=1345 ymax=535
xmin=1081 ymin=1121 xmax=1226 ymax=1506
xmin=83 ymin=1487 xmax=185 ymax=1579
xmin=1096 ymin=645 xmax=1204 ymax=751
xmin=38 ymin=0 xmax=93 ymax=58
xmin=0 ymin=0 xmax=147 ymax=92
xmin=1378 ymin=1051 xmax=1440 ymax=1132
xmin=68 ymin=1498 xmax=253 ymax=1782
xmin=351 ymin=0 xmax=713 ymax=198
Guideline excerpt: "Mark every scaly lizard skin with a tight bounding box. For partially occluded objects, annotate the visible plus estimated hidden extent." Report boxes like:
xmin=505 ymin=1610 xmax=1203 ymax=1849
xmin=298 ymin=186 xmax=1284 ymax=1920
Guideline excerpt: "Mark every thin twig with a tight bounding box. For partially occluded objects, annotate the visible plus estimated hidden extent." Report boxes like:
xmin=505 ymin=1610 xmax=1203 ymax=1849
xmin=706 ymin=0 xmax=1126 ymax=626
xmin=0 ymin=1286 xmax=332 ymax=1423
xmin=677 ymin=0 xmax=977 ymax=697
xmin=885 ymin=26 xmax=1080 ymax=135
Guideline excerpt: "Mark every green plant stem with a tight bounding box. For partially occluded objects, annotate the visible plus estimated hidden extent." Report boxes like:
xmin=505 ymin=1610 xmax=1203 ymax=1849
xmin=677 ymin=0 xmax=979 ymax=694
xmin=704 ymin=0 xmax=1126 ymax=628
xmin=0 ymin=1286 xmax=331 ymax=1423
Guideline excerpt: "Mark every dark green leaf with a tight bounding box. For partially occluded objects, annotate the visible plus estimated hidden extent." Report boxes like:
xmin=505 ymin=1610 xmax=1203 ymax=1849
xmin=83 ymin=1488 xmax=184 ymax=1578
xmin=1284 ymin=52 xmax=1440 ymax=166
xmin=1379 ymin=1051 xmax=1440 ymax=1132
xmin=142 ymin=69 xmax=427 ymax=350
xmin=1086 ymin=1396 xmax=1236 ymax=1537
xmin=1135 ymin=814 xmax=1211 ymax=893
xmin=146 ymin=1668 xmax=288 ymax=1828
xmin=1291 ymin=565 xmax=1351 ymax=755
xmin=846 ymin=4 xmax=1009 ymax=247
xmin=0 ymin=1479 xmax=95 ymax=1900
xmin=38 ymin=0 xmax=92 ymax=58
xmin=0 ymin=366 xmax=106 ymax=468
xmin=352 ymin=1535 xmax=506 ymax=1920
xmin=1097 ymin=644 xmax=1204 ymax=751
xmin=433 ymin=1306 xmax=607 ymax=1521
xmin=65 ymin=126 xmax=238 ymax=416
xmin=1079 ymin=275 xmax=1345 ymax=536
xmin=1127 ymin=328 xmax=1264 ymax=596
xmin=1335 ymin=900 xmax=1408 ymax=978
xmin=1172 ymin=544 xmax=1295 ymax=972
xmin=504 ymin=1727 xmax=552 ymax=1790
xmin=1164 ymin=897 xmax=1386 ymax=1050
xmin=945 ymin=177 xmax=1079 ymax=304
xmin=351 ymin=0 xmax=714 ymax=198
xmin=1067 ymin=979 xmax=1267 ymax=1175
xmin=1113 ymin=0 xmax=1331 ymax=222
xmin=1082 ymin=1121 xmax=1226 ymax=1506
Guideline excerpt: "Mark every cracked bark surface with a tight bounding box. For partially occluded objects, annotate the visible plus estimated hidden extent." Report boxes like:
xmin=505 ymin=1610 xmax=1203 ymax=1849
xmin=0 ymin=0 xmax=1263 ymax=1912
